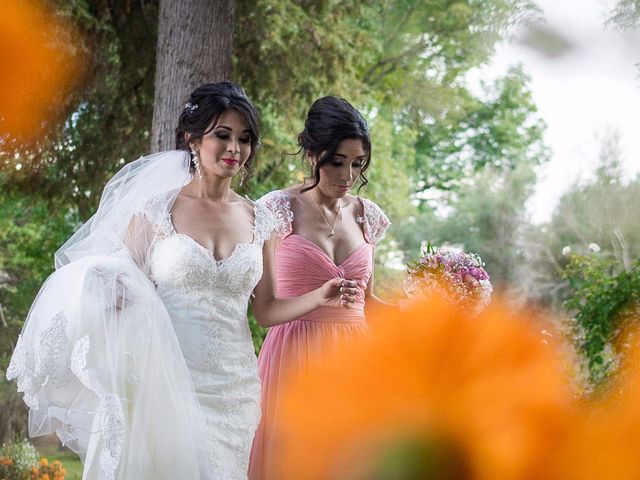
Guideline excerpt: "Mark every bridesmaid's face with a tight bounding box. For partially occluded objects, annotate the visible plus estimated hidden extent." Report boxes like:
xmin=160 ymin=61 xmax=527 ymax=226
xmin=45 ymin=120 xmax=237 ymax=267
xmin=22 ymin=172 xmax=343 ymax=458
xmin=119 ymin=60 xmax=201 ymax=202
xmin=194 ymin=109 xmax=252 ymax=179
xmin=314 ymin=138 xmax=366 ymax=198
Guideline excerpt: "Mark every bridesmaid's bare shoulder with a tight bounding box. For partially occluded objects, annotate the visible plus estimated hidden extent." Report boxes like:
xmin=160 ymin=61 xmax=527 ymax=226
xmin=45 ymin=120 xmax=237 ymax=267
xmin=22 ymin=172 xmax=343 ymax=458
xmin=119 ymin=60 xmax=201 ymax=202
xmin=282 ymin=184 xmax=305 ymax=197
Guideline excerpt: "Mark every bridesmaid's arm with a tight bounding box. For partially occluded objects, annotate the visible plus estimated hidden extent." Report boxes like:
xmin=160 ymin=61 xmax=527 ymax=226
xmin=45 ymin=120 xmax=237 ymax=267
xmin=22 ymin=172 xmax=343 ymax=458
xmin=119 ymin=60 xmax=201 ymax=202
xmin=252 ymin=234 xmax=359 ymax=328
xmin=364 ymin=250 xmax=398 ymax=319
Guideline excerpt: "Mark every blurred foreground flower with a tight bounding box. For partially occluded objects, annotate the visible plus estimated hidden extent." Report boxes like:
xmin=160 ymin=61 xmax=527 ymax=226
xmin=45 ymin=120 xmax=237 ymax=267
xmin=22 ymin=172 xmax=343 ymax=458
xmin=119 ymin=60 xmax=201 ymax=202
xmin=274 ymin=296 xmax=575 ymax=480
xmin=556 ymin=326 xmax=640 ymax=480
xmin=0 ymin=0 xmax=83 ymax=141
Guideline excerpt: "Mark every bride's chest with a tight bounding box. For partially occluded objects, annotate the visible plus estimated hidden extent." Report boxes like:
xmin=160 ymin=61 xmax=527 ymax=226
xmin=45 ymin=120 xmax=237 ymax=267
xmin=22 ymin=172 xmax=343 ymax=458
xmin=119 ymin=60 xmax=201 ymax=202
xmin=148 ymin=234 xmax=264 ymax=293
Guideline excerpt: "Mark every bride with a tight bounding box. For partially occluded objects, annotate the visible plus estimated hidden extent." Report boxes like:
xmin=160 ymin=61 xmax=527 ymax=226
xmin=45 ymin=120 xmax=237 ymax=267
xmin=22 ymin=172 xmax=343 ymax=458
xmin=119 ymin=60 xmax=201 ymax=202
xmin=6 ymin=82 xmax=356 ymax=479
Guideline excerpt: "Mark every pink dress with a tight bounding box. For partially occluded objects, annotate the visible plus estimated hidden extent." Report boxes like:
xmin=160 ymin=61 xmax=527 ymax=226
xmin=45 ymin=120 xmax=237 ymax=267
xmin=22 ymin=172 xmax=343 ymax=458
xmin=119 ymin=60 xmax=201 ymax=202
xmin=248 ymin=190 xmax=390 ymax=479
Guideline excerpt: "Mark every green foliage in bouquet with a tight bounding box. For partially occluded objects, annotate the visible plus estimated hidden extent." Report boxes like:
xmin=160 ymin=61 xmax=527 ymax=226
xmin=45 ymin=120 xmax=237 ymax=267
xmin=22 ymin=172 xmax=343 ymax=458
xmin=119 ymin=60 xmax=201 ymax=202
xmin=406 ymin=242 xmax=442 ymax=277
xmin=563 ymin=252 xmax=640 ymax=388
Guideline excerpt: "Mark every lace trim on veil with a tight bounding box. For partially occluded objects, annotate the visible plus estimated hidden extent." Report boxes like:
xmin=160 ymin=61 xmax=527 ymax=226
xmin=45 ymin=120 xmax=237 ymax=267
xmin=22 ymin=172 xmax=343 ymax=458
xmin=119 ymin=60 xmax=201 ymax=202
xmin=7 ymin=312 xmax=70 ymax=409
xmin=71 ymin=337 xmax=125 ymax=480
xmin=8 ymin=315 xmax=124 ymax=480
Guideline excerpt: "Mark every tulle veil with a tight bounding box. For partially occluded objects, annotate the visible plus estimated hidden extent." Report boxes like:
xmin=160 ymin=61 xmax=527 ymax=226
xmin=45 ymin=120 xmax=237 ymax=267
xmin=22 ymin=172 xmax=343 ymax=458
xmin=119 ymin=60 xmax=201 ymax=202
xmin=7 ymin=150 xmax=213 ymax=479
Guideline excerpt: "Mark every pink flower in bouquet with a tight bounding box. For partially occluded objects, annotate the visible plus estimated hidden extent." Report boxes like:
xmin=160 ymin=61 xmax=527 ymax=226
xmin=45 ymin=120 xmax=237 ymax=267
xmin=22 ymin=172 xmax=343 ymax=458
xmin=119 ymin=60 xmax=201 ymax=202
xmin=404 ymin=242 xmax=492 ymax=313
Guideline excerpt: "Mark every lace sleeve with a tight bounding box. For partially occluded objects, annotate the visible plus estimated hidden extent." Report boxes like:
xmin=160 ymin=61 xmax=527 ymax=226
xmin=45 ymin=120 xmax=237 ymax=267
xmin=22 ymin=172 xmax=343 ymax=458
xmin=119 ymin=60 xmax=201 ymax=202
xmin=359 ymin=198 xmax=391 ymax=245
xmin=123 ymin=195 xmax=172 ymax=272
xmin=256 ymin=190 xmax=293 ymax=238
xmin=253 ymin=203 xmax=279 ymax=244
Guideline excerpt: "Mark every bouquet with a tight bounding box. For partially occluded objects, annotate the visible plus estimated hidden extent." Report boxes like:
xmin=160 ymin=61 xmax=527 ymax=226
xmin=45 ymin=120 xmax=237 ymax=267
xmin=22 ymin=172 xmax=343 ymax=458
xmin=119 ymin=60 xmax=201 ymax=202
xmin=404 ymin=242 xmax=492 ymax=313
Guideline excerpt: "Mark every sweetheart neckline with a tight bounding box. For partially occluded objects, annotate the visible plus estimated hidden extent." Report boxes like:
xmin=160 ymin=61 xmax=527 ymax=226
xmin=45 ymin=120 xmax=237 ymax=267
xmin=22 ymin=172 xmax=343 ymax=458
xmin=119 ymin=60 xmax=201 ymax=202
xmin=284 ymin=234 xmax=370 ymax=267
xmin=166 ymin=201 xmax=259 ymax=264
xmin=166 ymin=196 xmax=261 ymax=264
xmin=171 ymin=233 xmax=255 ymax=265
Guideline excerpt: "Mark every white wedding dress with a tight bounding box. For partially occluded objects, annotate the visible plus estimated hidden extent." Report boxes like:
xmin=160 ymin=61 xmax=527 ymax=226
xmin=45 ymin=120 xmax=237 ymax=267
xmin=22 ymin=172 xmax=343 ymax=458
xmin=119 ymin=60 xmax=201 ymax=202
xmin=7 ymin=151 xmax=277 ymax=480
xmin=146 ymin=197 xmax=275 ymax=478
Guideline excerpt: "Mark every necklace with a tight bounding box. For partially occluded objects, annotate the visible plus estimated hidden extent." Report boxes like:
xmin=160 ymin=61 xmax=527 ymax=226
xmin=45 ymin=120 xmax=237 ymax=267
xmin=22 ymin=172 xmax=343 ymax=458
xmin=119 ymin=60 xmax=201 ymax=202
xmin=310 ymin=191 xmax=342 ymax=237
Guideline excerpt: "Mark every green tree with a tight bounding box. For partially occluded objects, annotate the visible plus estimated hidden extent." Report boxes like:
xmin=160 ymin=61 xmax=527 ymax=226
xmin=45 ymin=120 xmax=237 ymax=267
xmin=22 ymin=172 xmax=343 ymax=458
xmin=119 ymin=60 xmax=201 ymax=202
xmin=395 ymin=67 xmax=548 ymax=289
xmin=237 ymin=0 xmax=539 ymax=198
xmin=519 ymin=132 xmax=640 ymax=307
xmin=608 ymin=0 xmax=640 ymax=29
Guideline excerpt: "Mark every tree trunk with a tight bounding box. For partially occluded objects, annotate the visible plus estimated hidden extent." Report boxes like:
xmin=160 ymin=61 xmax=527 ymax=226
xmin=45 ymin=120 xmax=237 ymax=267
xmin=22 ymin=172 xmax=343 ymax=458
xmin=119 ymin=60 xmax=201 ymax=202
xmin=151 ymin=0 xmax=235 ymax=152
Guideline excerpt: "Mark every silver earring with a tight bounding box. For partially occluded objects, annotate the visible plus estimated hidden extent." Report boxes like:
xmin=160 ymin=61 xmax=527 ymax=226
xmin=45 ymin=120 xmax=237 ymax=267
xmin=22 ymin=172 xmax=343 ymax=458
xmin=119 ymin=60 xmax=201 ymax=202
xmin=240 ymin=167 xmax=246 ymax=187
xmin=191 ymin=148 xmax=203 ymax=181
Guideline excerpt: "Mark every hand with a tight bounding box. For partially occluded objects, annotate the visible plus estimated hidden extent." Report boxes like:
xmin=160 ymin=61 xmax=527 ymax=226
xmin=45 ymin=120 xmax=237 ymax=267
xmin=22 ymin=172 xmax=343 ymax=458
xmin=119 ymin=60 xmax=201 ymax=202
xmin=319 ymin=278 xmax=359 ymax=309
xmin=91 ymin=266 xmax=130 ymax=311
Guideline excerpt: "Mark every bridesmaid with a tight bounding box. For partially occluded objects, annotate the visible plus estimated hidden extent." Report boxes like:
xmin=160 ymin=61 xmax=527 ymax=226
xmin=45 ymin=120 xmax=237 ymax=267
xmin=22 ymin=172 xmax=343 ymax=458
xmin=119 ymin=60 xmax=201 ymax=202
xmin=249 ymin=96 xmax=391 ymax=479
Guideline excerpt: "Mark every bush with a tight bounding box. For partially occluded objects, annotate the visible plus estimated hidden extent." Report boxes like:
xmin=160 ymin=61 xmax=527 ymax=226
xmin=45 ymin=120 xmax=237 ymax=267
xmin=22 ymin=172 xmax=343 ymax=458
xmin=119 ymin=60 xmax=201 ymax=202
xmin=562 ymin=249 xmax=640 ymax=389
xmin=0 ymin=438 xmax=69 ymax=480
xmin=0 ymin=438 xmax=38 ymax=479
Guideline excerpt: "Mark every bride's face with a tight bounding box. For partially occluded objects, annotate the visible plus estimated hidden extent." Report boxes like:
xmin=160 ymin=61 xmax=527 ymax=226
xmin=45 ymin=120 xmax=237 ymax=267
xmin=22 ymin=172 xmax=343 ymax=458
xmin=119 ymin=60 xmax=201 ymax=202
xmin=196 ymin=109 xmax=252 ymax=179
xmin=313 ymin=138 xmax=366 ymax=198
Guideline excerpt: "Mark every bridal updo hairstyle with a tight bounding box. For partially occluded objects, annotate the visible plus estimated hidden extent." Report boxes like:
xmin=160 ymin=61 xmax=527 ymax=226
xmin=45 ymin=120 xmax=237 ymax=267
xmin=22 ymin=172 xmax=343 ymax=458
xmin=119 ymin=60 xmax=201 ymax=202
xmin=175 ymin=82 xmax=260 ymax=182
xmin=298 ymin=96 xmax=371 ymax=193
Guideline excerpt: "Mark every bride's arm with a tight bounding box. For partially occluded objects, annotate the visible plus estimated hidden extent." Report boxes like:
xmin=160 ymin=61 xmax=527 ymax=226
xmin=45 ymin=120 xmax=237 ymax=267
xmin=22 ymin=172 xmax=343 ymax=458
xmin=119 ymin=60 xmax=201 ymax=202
xmin=364 ymin=250 xmax=398 ymax=318
xmin=122 ymin=213 xmax=155 ymax=272
xmin=251 ymin=234 xmax=359 ymax=328
xmin=103 ymin=213 xmax=157 ymax=310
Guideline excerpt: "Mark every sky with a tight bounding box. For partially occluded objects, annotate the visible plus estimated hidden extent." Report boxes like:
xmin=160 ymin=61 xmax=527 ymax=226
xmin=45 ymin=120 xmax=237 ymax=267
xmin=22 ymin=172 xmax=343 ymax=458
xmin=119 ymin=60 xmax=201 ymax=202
xmin=467 ymin=0 xmax=640 ymax=223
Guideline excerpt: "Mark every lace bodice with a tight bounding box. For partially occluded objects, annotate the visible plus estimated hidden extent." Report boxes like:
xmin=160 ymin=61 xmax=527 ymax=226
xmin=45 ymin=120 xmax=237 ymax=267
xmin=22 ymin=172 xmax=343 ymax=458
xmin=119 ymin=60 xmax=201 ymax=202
xmin=146 ymin=200 xmax=276 ymax=299
xmin=257 ymin=190 xmax=390 ymax=244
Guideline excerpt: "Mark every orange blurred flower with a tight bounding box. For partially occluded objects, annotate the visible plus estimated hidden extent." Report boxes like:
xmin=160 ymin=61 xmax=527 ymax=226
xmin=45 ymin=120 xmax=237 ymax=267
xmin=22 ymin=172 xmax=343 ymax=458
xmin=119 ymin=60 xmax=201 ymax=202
xmin=273 ymin=295 xmax=576 ymax=480
xmin=0 ymin=457 xmax=12 ymax=467
xmin=0 ymin=0 xmax=83 ymax=141
xmin=554 ymin=323 xmax=640 ymax=480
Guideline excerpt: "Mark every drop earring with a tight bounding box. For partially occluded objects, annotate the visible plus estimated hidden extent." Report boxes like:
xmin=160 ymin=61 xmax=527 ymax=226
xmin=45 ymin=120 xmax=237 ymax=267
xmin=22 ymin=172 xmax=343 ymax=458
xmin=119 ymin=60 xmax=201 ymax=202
xmin=191 ymin=148 xmax=203 ymax=181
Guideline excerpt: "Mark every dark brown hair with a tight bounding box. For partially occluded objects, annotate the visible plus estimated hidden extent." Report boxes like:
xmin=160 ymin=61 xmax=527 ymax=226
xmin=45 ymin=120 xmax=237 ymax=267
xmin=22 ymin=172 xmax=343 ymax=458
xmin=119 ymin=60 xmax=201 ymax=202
xmin=175 ymin=82 xmax=260 ymax=184
xmin=298 ymin=96 xmax=371 ymax=193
